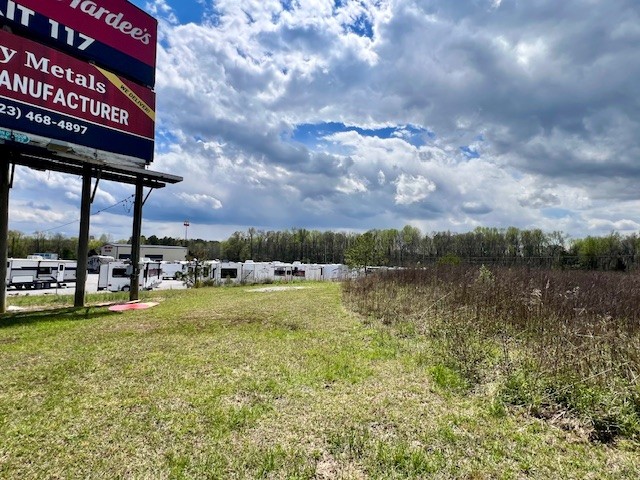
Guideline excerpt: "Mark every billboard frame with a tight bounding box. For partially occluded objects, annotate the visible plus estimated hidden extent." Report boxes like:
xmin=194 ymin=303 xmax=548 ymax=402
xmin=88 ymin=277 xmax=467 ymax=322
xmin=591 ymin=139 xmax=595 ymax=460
xmin=0 ymin=140 xmax=182 ymax=313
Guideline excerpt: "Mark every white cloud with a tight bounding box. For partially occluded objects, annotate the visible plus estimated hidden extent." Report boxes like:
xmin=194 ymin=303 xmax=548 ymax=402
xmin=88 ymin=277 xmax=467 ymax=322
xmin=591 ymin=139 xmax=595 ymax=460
xmin=11 ymin=203 xmax=67 ymax=225
xmin=394 ymin=174 xmax=436 ymax=205
xmin=337 ymin=175 xmax=368 ymax=194
xmin=175 ymin=192 xmax=223 ymax=210
xmin=7 ymin=0 xmax=640 ymax=241
xmin=146 ymin=0 xmax=179 ymax=25
xmin=588 ymin=218 xmax=640 ymax=232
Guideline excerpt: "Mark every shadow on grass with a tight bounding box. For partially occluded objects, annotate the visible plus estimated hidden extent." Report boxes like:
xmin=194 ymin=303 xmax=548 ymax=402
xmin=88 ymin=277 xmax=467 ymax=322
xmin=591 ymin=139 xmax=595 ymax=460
xmin=0 ymin=305 xmax=119 ymax=328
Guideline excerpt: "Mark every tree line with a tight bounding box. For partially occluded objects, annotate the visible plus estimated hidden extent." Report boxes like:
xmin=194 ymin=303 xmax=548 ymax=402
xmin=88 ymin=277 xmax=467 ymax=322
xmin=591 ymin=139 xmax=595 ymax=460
xmin=7 ymin=227 xmax=640 ymax=271
xmin=152 ymin=226 xmax=640 ymax=271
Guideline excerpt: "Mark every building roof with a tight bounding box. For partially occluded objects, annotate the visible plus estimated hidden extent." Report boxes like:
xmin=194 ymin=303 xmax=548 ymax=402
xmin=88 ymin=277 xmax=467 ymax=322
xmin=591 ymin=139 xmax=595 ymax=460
xmin=103 ymin=244 xmax=188 ymax=250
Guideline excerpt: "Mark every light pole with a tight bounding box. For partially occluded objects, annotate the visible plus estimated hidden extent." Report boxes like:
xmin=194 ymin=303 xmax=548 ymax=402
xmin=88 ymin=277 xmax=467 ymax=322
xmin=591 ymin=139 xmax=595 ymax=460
xmin=183 ymin=220 xmax=190 ymax=245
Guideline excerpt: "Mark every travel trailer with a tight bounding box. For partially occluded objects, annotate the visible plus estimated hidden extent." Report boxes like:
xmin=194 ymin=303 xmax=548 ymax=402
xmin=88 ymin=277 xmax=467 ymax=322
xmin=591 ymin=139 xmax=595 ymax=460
xmin=160 ymin=261 xmax=188 ymax=280
xmin=211 ymin=261 xmax=244 ymax=284
xmin=97 ymin=261 xmax=163 ymax=292
xmin=205 ymin=261 xmax=281 ymax=284
xmin=87 ymin=255 xmax=115 ymax=273
xmin=200 ymin=261 xmax=353 ymax=285
xmin=6 ymin=258 xmax=70 ymax=289
xmin=240 ymin=260 xmax=275 ymax=283
xmin=60 ymin=260 xmax=78 ymax=283
xmin=320 ymin=264 xmax=351 ymax=281
xmin=291 ymin=262 xmax=324 ymax=280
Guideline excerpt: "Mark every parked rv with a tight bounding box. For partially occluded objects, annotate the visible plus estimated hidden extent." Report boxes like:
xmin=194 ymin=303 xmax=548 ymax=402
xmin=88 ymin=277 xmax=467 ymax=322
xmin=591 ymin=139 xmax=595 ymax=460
xmin=240 ymin=260 xmax=275 ymax=283
xmin=199 ymin=261 xmax=353 ymax=285
xmin=160 ymin=261 xmax=188 ymax=280
xmin=60 ymin=260 xmax=78 ymax=283
xmin=292 ymin=262 xmax=324 ymax=280
xmin=87 ymin=255 xmax=115 ymax=273
xmin=321 ymin=264 xmax=351 ymax=281
xmin=212 ymin=261 xmax=244 ymax=284
xmin=97 ymin=261 xmax=163 ymax=292
xmin=6 ymin=258 xmax=70 ymax=289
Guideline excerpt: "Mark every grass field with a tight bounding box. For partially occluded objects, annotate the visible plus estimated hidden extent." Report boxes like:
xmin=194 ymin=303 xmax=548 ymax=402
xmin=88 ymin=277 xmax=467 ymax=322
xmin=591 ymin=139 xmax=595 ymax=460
xmin=1 ymin=283 xmax=639 ymax=479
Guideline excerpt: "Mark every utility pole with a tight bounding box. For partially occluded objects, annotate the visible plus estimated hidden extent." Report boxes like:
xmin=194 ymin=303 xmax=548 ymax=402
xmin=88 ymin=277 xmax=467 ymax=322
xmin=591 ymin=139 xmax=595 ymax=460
xmin=129 ymin=180 xmax=144 ymax=301
xmin=0 ymin=159 xmax=10 ymax=314
xmin=74 ymin=164 xmax=92 ymax=307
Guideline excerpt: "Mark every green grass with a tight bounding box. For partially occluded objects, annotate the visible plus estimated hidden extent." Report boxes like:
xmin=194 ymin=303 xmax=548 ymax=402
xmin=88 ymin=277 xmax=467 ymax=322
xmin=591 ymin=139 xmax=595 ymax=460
xmin=1 ymin=283 xmax=639 ymax=478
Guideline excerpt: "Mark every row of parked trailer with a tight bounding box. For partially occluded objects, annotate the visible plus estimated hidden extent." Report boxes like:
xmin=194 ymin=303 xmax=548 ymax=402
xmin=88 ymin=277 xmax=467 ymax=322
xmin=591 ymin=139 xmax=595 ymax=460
xmin=96 ymin=260 xmax=354 ymax=292
xmin=5 ymin=257 xmax=354 ymax=292
xmin=195 ymin=260 xmax=352 ymax=284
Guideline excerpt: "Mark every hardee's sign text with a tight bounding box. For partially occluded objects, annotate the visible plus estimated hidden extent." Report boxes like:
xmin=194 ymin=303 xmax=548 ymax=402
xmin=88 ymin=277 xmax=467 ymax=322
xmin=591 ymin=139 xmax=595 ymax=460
xmin=0 ymin=0 xmax=157 ymax=86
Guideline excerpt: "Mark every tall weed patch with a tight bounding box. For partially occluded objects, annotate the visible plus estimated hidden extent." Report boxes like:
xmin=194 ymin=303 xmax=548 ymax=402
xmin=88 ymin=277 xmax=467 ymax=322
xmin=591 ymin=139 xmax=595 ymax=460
xmin=343 ymin=266 xmax=640 ymax=441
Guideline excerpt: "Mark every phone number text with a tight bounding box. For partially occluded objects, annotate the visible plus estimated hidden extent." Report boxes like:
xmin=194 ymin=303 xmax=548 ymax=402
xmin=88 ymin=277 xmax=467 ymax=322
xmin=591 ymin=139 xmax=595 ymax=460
xmin=0 ymin=103 xmax=88 ymax=134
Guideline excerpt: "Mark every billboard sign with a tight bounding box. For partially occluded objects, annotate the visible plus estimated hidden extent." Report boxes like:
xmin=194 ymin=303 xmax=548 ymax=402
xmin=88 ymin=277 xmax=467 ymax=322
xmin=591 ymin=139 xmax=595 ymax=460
xmin=0 ymin=0 xmax=157 ymax=87
xmin=0 ymin=28 xmax=155 ymax=165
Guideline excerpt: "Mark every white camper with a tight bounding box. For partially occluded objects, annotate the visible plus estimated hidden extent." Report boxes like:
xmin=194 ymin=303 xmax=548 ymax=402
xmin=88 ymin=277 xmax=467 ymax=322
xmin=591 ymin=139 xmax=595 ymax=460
xmin=321 ymin=264 xmax=351 ymax=281
xmin=160 ymin=261 xmax=188 ymax=280
xmin=202 ymin=261 xmax=351 ymax=285
xmin=214 ymin=262 xmax=243 ymax=284
xmin=60 ymin=260 xmax=78 ymax=283
xmin=241 ymin=261 xmax=275 ymax=283
xmin=87 ymin=255 xmax=115 ymax=273
xmin=179 ymin=260 xmax=212 ymax=285
xmin=203 ymin=261 xmax=247 ymax=285
xmin=97 ymin=261 xmax=163 ymax=292
xmin=292 ymin=263 xmax=323 ymax=281
xmin=6 ymin=258 xmax=68 ymax=289
xmin=272 ymin=262 xmax=294 ymax=281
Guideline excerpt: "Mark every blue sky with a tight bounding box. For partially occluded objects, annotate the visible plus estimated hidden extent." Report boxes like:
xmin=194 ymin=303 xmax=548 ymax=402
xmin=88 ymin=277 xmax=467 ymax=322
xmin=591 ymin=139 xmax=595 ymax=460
xmin=131 ymin=0 xmax=202 ymax=25
xmin=7 ymin=0 xmax=640 ymax=242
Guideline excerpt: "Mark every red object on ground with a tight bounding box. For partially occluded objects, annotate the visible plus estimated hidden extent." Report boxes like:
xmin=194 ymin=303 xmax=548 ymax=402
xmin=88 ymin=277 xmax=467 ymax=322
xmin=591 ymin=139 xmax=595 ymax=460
xmin=108 ymin=302 xmax=159 ymax=312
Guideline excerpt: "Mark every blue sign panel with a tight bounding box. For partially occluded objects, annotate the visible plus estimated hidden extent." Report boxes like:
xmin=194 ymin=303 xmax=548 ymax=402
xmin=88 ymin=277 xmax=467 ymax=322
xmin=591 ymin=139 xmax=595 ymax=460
xmin=0 ymin=97 xmax=154 ymax=161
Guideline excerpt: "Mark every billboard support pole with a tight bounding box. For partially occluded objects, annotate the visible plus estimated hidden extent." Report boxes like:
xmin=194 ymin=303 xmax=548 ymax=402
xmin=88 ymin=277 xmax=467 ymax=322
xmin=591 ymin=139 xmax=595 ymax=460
xmin=129 ymin=178 xmax=144 ymax=301
xmin=0 ymin=157 xmax=11 ymax=315
xmin=74 ymin=164 xmax=92 ymax=308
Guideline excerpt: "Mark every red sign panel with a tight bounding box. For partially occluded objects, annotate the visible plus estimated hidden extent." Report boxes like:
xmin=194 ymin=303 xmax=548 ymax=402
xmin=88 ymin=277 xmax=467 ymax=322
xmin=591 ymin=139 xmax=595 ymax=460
xmin=23 ymin=0 xmax=156 ymax=65
xmin=0 ymin=0 xmax=157 ymax=86
xmin=0 ymin=28 xmax=155 ymax=164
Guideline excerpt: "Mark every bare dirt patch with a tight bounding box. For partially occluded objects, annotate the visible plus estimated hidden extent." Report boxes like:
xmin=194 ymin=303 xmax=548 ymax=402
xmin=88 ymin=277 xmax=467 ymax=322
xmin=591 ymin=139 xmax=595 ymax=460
xmin=250 ymin=286 xmax=309 ymax=293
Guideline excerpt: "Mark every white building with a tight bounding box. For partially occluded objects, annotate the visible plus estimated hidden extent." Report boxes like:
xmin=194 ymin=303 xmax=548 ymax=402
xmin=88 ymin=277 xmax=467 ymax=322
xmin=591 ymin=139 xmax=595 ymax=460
xmin=99 ymin=244 xmax=188 ymax=262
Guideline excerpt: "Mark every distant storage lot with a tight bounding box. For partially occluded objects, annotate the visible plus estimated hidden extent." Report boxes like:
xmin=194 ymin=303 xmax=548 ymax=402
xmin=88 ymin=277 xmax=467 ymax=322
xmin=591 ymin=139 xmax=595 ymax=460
xmin=5 ymin=274 xmax=186 ymax=296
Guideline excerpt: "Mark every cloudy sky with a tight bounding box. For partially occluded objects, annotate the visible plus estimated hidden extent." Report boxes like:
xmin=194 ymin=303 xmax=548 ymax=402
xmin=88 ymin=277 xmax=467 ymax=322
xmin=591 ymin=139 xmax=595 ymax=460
xmin=8 ymin=0 xmax=640 ymax=242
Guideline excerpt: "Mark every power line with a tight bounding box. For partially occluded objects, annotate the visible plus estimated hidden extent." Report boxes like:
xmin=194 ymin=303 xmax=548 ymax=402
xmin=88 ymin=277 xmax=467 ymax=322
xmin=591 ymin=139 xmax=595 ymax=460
xmin=37 ymin=194 xmax=135 ymax=234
